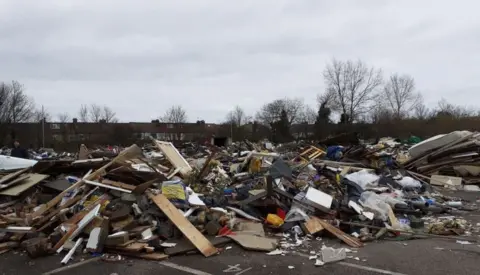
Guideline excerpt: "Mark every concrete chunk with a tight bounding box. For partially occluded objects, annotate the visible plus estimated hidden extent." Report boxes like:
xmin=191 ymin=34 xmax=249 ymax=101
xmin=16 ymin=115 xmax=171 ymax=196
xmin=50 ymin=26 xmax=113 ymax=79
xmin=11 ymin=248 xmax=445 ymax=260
xmin=105 ymin=231 xmax=129 ymax=246
xmin=86 ymin=225 xmax=108 ymax=253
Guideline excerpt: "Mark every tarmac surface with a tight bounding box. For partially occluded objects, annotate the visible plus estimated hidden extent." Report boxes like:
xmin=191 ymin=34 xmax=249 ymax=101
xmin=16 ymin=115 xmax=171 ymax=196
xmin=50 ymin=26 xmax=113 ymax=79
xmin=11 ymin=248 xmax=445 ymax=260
xmin=1 ymin=190 xmax=480 ymax=275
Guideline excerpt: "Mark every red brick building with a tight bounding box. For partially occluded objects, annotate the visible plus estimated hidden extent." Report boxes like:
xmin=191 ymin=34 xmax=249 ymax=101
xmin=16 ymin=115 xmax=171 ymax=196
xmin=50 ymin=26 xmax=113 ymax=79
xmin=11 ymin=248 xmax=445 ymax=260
xmin=0 ymin=120 xmax=221 ymax=151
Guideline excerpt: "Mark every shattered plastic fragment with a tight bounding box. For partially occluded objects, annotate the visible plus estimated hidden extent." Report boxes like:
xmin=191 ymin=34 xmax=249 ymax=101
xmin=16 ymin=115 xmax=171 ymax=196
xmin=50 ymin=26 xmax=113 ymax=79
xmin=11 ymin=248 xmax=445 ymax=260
xmin=266 ymin=249 xmax=285 ymax=255
xmin=315 ymin=259 xmax=325 ymax=266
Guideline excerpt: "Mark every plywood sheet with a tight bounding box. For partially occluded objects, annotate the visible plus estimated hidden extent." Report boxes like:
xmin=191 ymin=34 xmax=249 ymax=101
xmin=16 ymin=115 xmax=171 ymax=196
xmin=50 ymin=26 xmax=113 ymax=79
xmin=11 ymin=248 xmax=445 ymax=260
xmin=43 ymin=178 xmax=71 ymax=192
xmin=0 ymin=167 xmax=30 ymax=186
xmin=430 ymin=175 xmax=462 ymax=186
xmin=148 ymin=192 xmax=217 ymax=257
xmin=227 ymin=234 xmax=277 ymax=251
xmin=0 ymin=173 xmax=49 ymax=196
xmin=0 ymin=175 xmax=30 ymax=190
xmin=153 ymin=140 xmax=192 ymax=177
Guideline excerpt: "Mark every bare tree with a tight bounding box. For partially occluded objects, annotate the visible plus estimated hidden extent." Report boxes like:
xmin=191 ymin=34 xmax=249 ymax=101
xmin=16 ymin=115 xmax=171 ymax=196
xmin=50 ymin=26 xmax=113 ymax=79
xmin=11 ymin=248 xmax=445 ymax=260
xmin=323 ymin=59 xmax=383 ymax=123
xmin=160 ymin=105 xmax=188 ymax=123
xmin=78 ymin=104 xmax=89 ymax=122
xmin=57 ymin=112 xmax=70 ymax=123
xmin=226 ymin=105 xmax=251 ymax=126
xmin=78 ymin=104 xmax=118 ymax=122
xmin=434 ymin=98 xmax=476 ymax=118
xmin=102 ymin=106 xmax=118 ymax=123
xmin=316 ymin=91 xmax=335 ymax=109
xmin=299 ymin=105 xmax=317 ymax=124
xmin=0 ymin=81 xmax=37 ymax=143
xmin=255 ymin=98 xmax=304 ymax=126
xmin=368 ymin=103 xmax=394 ymax=124
xmin=382 ymin=74 xmax=421 ymax=118
xmin=31 ymin=108 xmax=52 ymax=122
xmin=413 ymin=99 xmax=431 ymax=120
xmin=0 ymin=84 xmax=10 ymax=124
xmin=89 ymin=104 xmax=102 ymax=122
xmin=0 ymin=81 xmax=36 ymax=123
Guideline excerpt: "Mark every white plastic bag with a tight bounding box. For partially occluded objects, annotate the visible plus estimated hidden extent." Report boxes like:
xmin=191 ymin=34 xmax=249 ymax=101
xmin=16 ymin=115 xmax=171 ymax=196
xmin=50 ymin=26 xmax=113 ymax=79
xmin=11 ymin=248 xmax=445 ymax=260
xmin=358 ymin=191 xmax=390 ymax=221
xmin=395 ymin=176 xmax=422 ymax=188
xmin=345 ymin=170 xmax=379 ymax=189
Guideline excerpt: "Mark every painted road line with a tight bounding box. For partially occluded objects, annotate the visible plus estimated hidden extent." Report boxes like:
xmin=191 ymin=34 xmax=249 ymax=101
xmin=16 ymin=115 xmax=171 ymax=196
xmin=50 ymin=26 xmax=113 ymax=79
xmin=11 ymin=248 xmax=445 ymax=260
xmin=339 ymin=262 xmax=408 ymax=275
xmin=42 ymin=257 xmax=101 ymax=275
xmin=294 ymin=252 xmax=407 ymax=275
xmin=159 ymin=261 xmax=213 ymax=275
xmin=234 ymin=267 xmax=253 ymax=275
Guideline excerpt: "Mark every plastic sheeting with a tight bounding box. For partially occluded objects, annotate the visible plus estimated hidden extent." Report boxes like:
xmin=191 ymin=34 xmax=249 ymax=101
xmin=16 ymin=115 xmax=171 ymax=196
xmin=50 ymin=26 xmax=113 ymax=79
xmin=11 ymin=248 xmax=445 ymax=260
xmin=0 ymin=155 xmax=37 ymax=171
xmin=396 ymin=176 xmax=422 ymax=188
xmin=345 ymin=170 xmax=379 ymax=189
xmin=358 ymin=191 xmax=390 ymax=221
xmin=358 ymin=191 xmax=407 ymax=221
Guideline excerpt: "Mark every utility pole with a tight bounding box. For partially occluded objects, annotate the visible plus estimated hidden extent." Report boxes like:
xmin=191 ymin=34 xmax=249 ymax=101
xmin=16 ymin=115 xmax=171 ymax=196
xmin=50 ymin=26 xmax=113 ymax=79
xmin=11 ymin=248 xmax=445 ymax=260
xmin=41 ymin=105 xmax=45 ymax=148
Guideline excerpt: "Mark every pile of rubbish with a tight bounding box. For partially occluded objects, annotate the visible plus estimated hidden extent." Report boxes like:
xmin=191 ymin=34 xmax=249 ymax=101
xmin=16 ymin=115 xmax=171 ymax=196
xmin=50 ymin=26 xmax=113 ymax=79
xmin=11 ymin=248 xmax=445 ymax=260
xmin=0 ymin=132 xmax=478 ymax=266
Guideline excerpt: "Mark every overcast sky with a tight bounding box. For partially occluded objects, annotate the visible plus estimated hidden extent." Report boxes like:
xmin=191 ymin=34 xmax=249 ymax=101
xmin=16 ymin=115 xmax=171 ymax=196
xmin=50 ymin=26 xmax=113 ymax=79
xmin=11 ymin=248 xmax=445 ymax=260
xmin=0 ymin=0 xmax=479 ymax=123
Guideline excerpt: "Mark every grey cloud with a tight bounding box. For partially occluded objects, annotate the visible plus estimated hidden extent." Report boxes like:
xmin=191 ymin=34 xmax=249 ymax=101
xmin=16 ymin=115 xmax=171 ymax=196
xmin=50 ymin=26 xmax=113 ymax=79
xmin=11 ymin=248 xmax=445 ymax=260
xmin=0 ymin=0 xmax=479 ymax=122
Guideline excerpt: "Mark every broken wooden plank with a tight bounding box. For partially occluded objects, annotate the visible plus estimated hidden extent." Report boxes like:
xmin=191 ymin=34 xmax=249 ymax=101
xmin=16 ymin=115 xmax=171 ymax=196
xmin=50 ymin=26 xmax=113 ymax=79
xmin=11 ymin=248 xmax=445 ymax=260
xmin=31 ymin=144 xmax=142 ymax=219
xmin=0 ymin=167 xmax=30 ymax=186
xmin=111 ymin=215 xmax=135 ymax=232
xmin=0 ymin=175 xmax=30 ymax=190
xmin=84 ymin=179 xmax=132 ymax=193
xmin=33 ymin=196 xmax=82 ymax=229
xmin=317 ymin=219 xmax=363 ymax=248
xmin=101 ymin=179 xmax=136 ymax=191
xmin=0 ymin=226 xmax=35 ymax=234
xmin=147 ymin=192 xmax=217 ymax=257
xmin=131 ymin=178 xmax=158 ymax=195
xmin=67 ymin=204 xmax=101 ymax=242
xmin=387 ymin=205 xmax=400 ymax=229
xmin=303 ymin=217 xmax=324 ymax=235
xmin=52 ymin=225 xmax=78 ymax=251
xmin=197 ymin=151 xmax=217 ymax=180
xmin=0 ymin=173 xmax=49 ymax=196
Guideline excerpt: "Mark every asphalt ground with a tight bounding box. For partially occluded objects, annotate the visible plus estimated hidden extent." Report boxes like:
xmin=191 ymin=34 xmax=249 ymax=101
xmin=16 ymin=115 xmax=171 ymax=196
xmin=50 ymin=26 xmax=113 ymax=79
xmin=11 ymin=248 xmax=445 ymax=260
xmin=1 ymin=190 xmax=479 ymax=275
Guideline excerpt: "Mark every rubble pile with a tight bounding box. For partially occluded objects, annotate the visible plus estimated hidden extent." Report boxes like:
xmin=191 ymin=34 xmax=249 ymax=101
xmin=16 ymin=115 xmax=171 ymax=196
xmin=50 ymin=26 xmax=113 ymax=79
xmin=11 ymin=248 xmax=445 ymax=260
xmin=403 ymin=131 xmax=480 ymax=189
xmin=0 ymin=132 xmax=478 ymax=266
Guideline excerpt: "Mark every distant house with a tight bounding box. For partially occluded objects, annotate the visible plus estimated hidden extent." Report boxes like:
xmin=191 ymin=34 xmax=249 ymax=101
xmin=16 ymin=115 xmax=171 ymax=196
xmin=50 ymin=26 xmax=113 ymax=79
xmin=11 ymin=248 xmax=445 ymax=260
xmin=1 ymin=119 xmax=221 ymax=151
